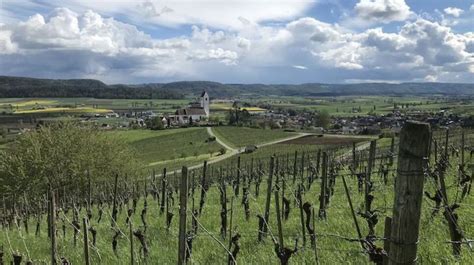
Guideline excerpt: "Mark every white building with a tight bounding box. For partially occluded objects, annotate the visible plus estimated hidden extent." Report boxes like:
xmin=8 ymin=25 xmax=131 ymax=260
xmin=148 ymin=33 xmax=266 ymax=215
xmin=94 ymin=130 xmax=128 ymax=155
xmin=170 ymin=91 xmax=210 ymax=124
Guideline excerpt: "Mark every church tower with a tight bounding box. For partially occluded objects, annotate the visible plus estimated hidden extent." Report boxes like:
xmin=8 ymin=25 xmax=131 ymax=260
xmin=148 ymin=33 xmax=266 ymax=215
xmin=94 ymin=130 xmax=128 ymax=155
xmin=200 ymin=91 xmax=209 ymax=117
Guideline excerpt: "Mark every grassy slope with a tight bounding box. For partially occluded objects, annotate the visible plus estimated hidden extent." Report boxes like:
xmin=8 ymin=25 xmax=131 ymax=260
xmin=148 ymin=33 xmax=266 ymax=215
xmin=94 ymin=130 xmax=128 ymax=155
xmin=111 ymin=128 xmax=223 ymax=171
xmin=1 ymin=137 xmax=472 ymax=264
xmin=212 ymin=126 xmax=296 ymax=148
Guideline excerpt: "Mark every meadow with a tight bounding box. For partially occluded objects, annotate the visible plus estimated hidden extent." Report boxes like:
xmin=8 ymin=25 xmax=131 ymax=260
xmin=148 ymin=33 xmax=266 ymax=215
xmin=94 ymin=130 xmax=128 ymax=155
xmin=111 ymin=128 xmax=223 ymax=171
xmin=211 ymin=126 xmax=296 ymax=149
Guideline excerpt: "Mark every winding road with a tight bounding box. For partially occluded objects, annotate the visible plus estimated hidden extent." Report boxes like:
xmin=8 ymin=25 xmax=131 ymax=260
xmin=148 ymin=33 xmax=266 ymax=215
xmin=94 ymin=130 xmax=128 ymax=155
xmin=154 ymin=127 xmax=373 ymax=176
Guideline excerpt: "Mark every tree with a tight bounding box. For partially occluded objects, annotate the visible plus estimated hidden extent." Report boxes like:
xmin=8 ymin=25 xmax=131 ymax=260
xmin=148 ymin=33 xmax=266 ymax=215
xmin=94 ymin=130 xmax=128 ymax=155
xmin=0 ymin=121 xmax=141 ymax=198
xmin=148 ymin=116 xmax=164 ymax=130
xmin=314 ymin=110 xmax=331 ymax=129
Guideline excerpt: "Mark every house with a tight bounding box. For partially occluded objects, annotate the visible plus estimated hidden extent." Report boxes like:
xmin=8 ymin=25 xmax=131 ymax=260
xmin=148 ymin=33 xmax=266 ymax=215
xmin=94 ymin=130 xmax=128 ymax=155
xmin=170 ymin=91 xmax=210 ymax=124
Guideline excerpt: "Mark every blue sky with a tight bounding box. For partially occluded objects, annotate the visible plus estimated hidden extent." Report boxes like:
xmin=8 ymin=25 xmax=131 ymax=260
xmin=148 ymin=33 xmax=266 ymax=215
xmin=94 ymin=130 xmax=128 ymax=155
xmin=0 ymin=0 xmax=473 ymax=84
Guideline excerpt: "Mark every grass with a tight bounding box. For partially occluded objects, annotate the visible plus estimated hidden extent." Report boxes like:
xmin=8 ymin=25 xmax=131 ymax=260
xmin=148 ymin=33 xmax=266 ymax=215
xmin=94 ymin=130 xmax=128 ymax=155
xmin=13 ymin=107 xmax=112 ymax=114
xmin=110 ymin=128 xmax=223 ymax=171
xmin=212 ymin=126 xmax=296 ymax=148
xmin=1 ymin=136 xmax=471 ymax=264
xmin=0 ymin=98 xmax=190 ymax=115
xmin=211 ymin=103 xmax=266 ymax=112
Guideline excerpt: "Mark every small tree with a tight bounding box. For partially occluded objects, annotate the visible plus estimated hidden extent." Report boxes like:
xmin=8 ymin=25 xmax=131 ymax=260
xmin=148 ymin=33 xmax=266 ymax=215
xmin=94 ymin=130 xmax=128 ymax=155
xmin=148 ymin=117 xmax=164 ymax=130
xmin=0 ymin=121 xmax=141 ymax=198
xmin=314 ymin=110 xmax=331 ymax=129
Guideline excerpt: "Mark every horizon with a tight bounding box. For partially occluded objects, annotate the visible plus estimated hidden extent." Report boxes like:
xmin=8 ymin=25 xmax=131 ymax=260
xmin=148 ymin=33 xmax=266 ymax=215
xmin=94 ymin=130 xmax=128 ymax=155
xmin=0 ymin=1 xmax=473 ymax=84
xmin=2 ymin=74 xmax=474 ymax=86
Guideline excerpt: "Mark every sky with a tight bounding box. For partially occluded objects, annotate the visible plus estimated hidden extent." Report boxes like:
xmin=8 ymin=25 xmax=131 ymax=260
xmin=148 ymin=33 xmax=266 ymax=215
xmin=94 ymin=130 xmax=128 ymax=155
xmin=0 ymin=0 xmax=473 ymax=84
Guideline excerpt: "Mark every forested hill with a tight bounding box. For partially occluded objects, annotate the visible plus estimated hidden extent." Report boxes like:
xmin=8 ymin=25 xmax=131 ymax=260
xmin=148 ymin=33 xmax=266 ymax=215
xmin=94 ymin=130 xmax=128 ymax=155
xmin=1 ymin=76 xmax=473 ymax=99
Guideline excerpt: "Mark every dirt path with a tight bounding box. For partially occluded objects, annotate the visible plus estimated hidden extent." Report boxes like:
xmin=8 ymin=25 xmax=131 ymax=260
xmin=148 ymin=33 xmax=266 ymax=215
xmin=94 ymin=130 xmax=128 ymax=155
xmin=152 ymin=129 xmax=371 ymax=177
xmin=206 ymin=127 xmax=237 ymax=152
xmin=155 ymin=128 xmax=308 ymax=176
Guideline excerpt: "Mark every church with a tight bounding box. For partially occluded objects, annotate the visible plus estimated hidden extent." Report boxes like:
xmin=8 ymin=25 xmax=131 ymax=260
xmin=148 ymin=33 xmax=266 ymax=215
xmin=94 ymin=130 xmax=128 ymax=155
xmin=170 ymin=91 xmax=209 ymax=124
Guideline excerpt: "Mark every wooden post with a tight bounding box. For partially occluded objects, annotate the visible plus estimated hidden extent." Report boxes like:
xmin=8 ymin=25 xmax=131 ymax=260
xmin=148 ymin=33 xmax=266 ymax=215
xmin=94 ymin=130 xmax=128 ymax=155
xmin=227 ymin=197 xmax=234 ymax=265
xmin=129 ymin=220 xmax=134 ymax=265
xmin=352 ymin=142 xmax=357 ymax=172
xmin=388 ymin=121 xmax=430 ymax=265
xmin=318 ymin=152 xmax=327 ymax=219
xmin=274 ymin=188 xmax=284 ymax=248
xmin=263 ymin=156 xmax=275 ymax=236
xmin=178 ymin=166 xmax=189 ymax=265
xmin=297 ymin=184 xmax=306 ymax=247
xmin=236 ymin=156 xmax=241 ymax=196
xmin=198 ymin=161 xmax=208 ymax=215
xmin=83 ymin=218 xmax=91 ymax=265
xmin=444 ymin=128 xmax=449 ymax=160
xmin=111 ymin=174 xmax=119 ymax=226
xmin=160 ymin=168 xmax=167 ymax=214
xmin=312 ymin=208 xmax=320 ymax=265
xmin=49 ymin=190 xmax=57 ymax=265
xmin=300 ymin=151 xmax=305 ymax=184
xmin=87 ymin=170 xmax=92 ymax=214
xmin=293 ymin=151 xmax=298 ymax=184
xmin=383 ymin=217 xmax=392 ymax=265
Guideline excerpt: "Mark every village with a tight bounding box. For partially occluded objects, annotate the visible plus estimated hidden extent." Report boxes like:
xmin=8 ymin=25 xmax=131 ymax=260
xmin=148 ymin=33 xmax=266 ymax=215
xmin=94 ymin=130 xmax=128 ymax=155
xmin=81 ymin=91 xmax=472 ymax=137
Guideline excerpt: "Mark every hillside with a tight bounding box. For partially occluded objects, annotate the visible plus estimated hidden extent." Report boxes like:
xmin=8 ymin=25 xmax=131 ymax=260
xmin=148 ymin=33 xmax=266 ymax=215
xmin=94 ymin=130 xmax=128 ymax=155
xmin=0 ymin=76 xmax=473 ymax=99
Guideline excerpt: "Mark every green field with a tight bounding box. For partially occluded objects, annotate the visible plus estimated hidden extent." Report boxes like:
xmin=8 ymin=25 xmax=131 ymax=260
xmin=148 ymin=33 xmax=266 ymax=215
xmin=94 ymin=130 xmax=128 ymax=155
xmin=0 ymin=98 xmax=189 ymax=114
xmin=212 ymin=126 xmax=296 ymax=148
xmin=111 ymin=128 xmax=223 ymax=171
xmin=250 ymin=95 xmax=474 ymax=117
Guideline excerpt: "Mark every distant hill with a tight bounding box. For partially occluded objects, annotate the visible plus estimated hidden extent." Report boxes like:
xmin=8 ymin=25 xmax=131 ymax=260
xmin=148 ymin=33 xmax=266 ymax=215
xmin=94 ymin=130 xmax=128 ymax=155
xmin=0 ymin=76 xmax=472 ymax=99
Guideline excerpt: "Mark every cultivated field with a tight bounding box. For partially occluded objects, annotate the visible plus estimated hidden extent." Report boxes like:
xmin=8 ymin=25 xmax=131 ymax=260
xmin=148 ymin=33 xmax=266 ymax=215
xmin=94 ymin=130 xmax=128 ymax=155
xmin=1 ymin=128 xmax=472 ymax=264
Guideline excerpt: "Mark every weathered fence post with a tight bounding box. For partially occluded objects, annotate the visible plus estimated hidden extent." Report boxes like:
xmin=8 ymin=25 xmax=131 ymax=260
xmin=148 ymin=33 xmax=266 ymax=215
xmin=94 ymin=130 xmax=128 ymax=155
xmin=263 ymin=156 xmax=275 ymax=237
xmin=388 ymin=121 xmax=430 ymax=265
xmin=293 ymin=151 xmax=298 ymax=184
xmin=83 ymin=218 xmax=91 ymax=265
xmin=274 ymin=187 xmax=284 ymax=249
xmin=198 ymin=161 xmax=208 ymax=215
xmin=111 ymin=174 xmax=119 ymax=226
xmin=49 ymin=190 xmax=57 ymax=265
xmin=235 ymin=156 xmax=241 ymax=196
xmin=383 ymin=217 xmax=392 ymax=265
xmin=160 ymin=168 xmax=167 ymax=214
xmin=129 ymin=220 xmax=134 ymax=265
xmin=178 ymin=166 xmax=189 ymax=265
xmin=318 ymin=152 xmax=328 ymax=219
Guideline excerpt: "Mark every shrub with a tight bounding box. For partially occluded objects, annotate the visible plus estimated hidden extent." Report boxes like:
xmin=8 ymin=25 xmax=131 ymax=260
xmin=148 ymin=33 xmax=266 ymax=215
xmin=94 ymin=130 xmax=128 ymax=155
xmin=0 ymin=121 xmax=142 ymax=198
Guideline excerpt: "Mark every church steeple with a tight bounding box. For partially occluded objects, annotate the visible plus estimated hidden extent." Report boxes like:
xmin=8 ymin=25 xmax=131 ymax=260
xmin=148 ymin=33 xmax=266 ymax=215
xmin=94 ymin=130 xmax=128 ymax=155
xmin=200 ymin=90 xmax=209 ymax=117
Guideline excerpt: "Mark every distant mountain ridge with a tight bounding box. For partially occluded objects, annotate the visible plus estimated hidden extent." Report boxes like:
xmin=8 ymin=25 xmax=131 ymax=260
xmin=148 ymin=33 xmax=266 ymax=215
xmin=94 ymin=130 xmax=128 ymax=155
xmin=0 ymin=76 xmax=473 ymax=99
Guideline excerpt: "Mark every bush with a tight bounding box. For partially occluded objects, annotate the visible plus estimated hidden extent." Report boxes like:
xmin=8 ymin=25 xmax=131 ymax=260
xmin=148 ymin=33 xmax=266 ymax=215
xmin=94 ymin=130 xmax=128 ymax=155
xmin=219 ymin=147 xmax=227 ymax=155
xmin=0 ymin=121 xmax=141 ymax=198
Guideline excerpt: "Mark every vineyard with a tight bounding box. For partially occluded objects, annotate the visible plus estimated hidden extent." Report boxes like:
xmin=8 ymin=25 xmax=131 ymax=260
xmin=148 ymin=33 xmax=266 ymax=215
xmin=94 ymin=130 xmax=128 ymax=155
xmin=0 ymin=122 xmax=473 ymax=264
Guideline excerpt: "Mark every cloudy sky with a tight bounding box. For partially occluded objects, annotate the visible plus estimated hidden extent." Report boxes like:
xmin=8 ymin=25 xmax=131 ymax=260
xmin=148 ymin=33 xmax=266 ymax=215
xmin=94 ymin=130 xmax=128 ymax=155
xmin=0 ymin=0 xmax=473 ymax=84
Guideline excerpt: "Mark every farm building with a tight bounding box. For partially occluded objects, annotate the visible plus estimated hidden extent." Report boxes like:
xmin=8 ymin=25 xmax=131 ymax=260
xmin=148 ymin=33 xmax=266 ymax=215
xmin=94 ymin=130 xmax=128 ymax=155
xmin=169 ymin=91 xmax=210 ymax=124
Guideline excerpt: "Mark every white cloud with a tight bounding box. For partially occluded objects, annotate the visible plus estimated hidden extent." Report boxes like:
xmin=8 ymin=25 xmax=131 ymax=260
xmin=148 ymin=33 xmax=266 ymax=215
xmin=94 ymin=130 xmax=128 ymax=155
xmin=292 ymin=65 xmax=307 ymax=70
xmin=3 ymin=0 xmax=315 ymax=30
xmin=443 ymin=7 xmax=464 ymax=17
xmin=354 ymin=0 xmax=411 ymax=23
xmin=0 ymin=7 xmax=473 ymax=83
